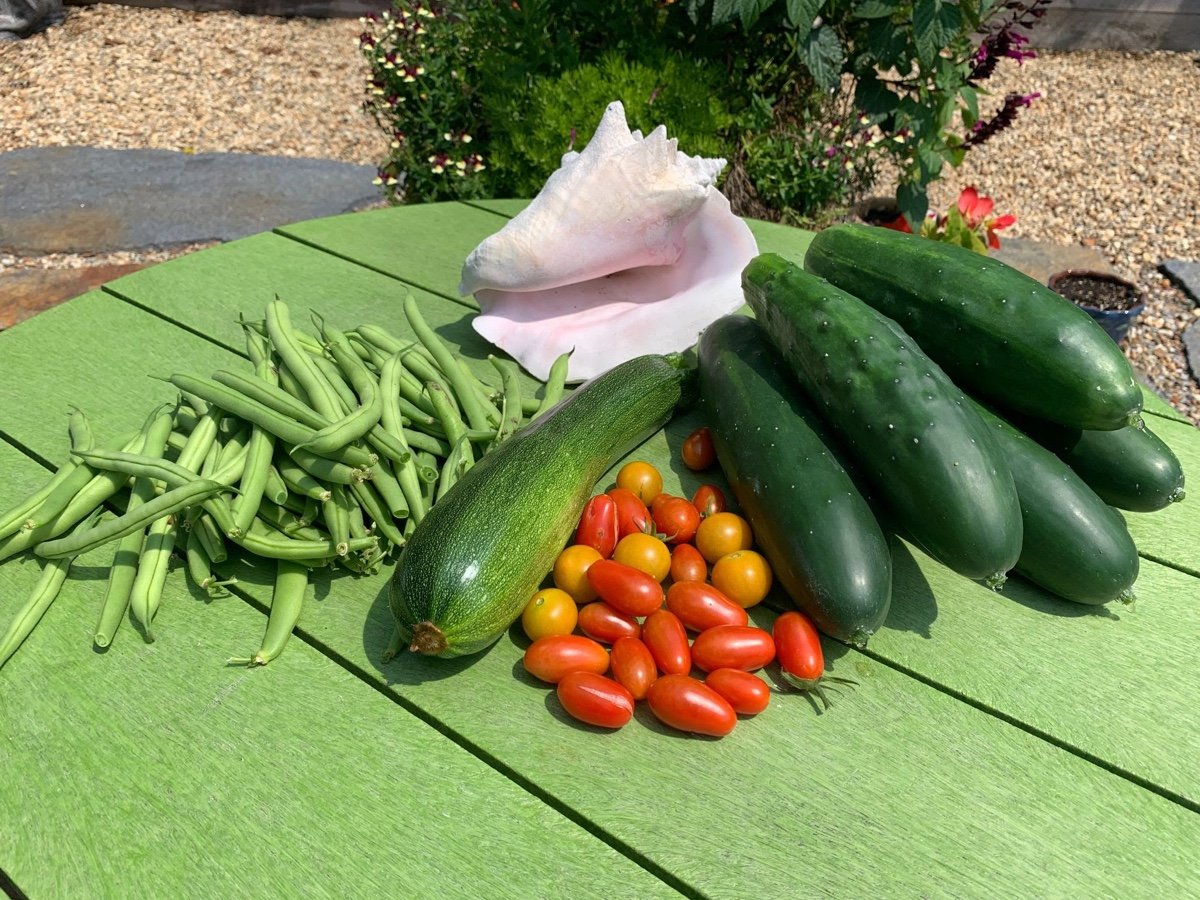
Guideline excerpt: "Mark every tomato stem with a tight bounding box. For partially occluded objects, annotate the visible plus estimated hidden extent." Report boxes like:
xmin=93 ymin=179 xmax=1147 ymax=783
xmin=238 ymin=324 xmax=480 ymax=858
xmin=409 ymin=620 xmax=448 ymax=655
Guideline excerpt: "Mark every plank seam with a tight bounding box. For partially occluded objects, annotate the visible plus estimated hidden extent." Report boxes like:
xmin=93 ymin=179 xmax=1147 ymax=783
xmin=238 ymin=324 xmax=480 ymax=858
xmin=0 ymin=866 xmax=30 ymax=900
xmin=459 ymin=199 xmax=518 ymax=220
xmin=99 ymin=286 xmax=250 ymax=360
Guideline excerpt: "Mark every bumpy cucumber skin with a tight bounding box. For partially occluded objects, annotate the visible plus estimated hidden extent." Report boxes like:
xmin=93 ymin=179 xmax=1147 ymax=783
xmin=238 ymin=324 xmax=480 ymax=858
xmin=390 ymin=355 xmax=693 ymax=657
xmin=698 ymin=316 xmax=892 ymax=646
xmin=743 ymin=254 xmax=1022 ymax=584
xmin=970 ymin=401 xmax=1140 ymax=605
xmin=1009 ymin=414 xmax=1186 ymax=512
xmin=803 ymin=224 xmax=1143 ymax=431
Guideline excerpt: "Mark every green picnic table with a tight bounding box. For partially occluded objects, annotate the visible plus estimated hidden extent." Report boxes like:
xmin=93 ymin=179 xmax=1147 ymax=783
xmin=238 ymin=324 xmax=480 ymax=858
xmin=2 ymin=201 xmax=1199 ymax=898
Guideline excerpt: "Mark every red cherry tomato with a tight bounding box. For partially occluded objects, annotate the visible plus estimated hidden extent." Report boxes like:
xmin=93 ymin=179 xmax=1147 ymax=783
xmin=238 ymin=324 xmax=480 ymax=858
xmin=575 ymin=494 xmax=618 ymax=558
xmin=641 ymin=610 xmax=691 ymax=675
xmin=705 ymin=668 xmax=771 ymax=716
xmin=665 ymin=582 xmax=749 ymax=632
xmin=523 ymin=635 xmax=609 ymax=684
xmin=773 ymin=610 xmax=825 ymax=688
xmin=586 ymin=559 xmax=664 ymax=617
xmin=577 ymin=601 xmax=641 ymax=644
xmin=690 ymin=625 xmax=776 ymax=673
xmin=681 ymin=426 xmax=716 ymax=471
xmin=607 ymin=487 xmax=654 ymax=539
xmin=669 ymin=543 xmax=708 ymax=584
xmin=650 ymin=495 xmax=700 ymax=545
xmin=691 ymin=483 xmax=727 ymax=518
xmin=645 ymin=674 xmax=737 ymax=737
xmin=610 ymin=636 xmax=657 ymax=700
xmin=556 ymin=671 xmax=635 ymax=729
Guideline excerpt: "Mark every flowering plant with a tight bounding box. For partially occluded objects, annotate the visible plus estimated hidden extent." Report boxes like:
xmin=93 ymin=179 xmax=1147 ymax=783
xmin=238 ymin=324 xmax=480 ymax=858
xmin=918 ymin=186 xmax=1016 ymax=254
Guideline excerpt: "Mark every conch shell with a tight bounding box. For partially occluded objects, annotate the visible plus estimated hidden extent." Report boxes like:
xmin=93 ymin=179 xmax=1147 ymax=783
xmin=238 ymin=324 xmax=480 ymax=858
xmin=460 ymin=101 xmax=758 ymax=382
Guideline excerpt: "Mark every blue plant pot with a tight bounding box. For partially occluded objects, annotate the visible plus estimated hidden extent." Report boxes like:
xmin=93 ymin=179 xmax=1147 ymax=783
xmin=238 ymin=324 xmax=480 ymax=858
xmin=1048 ymin=270 xmax=1145 ymax=346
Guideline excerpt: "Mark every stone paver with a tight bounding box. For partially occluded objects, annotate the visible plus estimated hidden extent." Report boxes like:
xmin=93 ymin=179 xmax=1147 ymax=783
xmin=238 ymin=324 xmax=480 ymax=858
xmin=992 ymin=236 xmax=1118 ymax=286
xmin=1161 ymin=260 xmax=1200 ymax=307
xmin=0 ymin=263 xmax=147 ymax=330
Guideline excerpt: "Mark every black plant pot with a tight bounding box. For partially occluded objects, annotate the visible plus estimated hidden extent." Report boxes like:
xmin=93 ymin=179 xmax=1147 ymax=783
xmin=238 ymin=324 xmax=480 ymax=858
xmin=1048 ymin=269 xmax=1145 ymax=345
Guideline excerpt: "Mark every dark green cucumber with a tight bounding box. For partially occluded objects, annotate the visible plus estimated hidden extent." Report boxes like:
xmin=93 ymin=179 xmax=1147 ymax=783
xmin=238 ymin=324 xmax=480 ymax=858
xmin=743 ymin=253 xmax=1022 ymax=585
xmin=391 ymin=354 xmax=694 ymax=657
xmin=803 ymin=224 xmax=1143 ymax=431
xmin=698 ymin=315 xmax=891 ymax=646
xmin=1006 ymin=413 xmax=1185 ymax=512
xmin=970 ymin=400 xmax=1139 ymax=605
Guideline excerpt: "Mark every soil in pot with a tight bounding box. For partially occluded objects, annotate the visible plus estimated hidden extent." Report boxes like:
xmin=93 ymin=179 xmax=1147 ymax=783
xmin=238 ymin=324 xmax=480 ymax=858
xmin=1049 ymin=272 xmax=1141 ymax=312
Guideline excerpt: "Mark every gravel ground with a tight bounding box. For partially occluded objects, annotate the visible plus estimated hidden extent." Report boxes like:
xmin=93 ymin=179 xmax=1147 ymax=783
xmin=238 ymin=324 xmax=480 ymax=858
xmin=2 ymin=6 xmax=1198 ymax=420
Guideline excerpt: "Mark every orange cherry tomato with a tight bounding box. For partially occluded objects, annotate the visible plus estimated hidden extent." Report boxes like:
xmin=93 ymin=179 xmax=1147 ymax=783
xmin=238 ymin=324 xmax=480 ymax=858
xmin=574 ymin=494 xmax=619 ymax=558
xmin=615 ymin=460 xmax=663 ymax=505
xmin=645 ymin=674 xmax=737 ymax=737
xmin=610 ymin=636 xmax=657 ymax=700
xmin=705 ymin=668 xmax=771 ymax=716
xmin=681 ymin=426 xmax=716 ymax=471
xmin=710 ymin=549 xmax=773 ymax=608
xmin=641 ymin=610 xmax=691 ymax=676
xmin=691 ymin=483 xmax=727 ymax=518
xmin=695 ymin=512 xmax=754 ymax=564
xmin=650 ymin=494 xmax=701 ymax=545
xmin=586 ymin=559 xmax=665 ymax=617
xmin=606 ymin=487 xmax=655 ymax=539
xmin=552 ymin=544 xmax=603 ymax=604
xmin=690 ymin=625 xmax=776 ymax=673
xmin=521 ymin=588 xmax=578 ymax=641
xmin=669 ymin=544 xmax=707 ymax=584
xmin=523 ymin=635 xmax=609 ymax=684
xmin=556 ymin=672 xmax=634 ymax=729
xmin=665 ymin=581 xmax=749 ymax=632
xmin=612 ymin=532 xmax=671 ymax=582
xmin=577 ymin=601 xmax=641 ymax=644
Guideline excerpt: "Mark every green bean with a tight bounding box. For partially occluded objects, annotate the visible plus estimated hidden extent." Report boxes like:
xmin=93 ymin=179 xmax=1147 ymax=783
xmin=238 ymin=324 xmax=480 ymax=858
xmin=348 ymin=479 xmax=405 ymax=548
xmin=236 ymin=519 xmax=377 ymax=560
xmin=436 ymin=436 xmax=474 ymax=503
xmin=184 ymin=518 xmax=236 ymax=596
xmin=191 ymin=510 xmax=229 ymax=565
xmin=299 ymin=495 xmax=320 ymax=527
xmin=347 ymin=501 xmax=368 ymax=540
xmin=285 ymin=445 xmax=369 ymax=485
xmin=424 ymin=380 xmax=468 ymax=449
xmin=265 ymin=300 xmax=343 ymax=420
xmin=307 ymin=347 xmax=409 ymax=465
xmin=23 ymin=430 xmax=142 ymax=532
xmin=213 ymin=369 xmax=327 ymax=430
xmin=231 ymin=357 xmax=280 ymax=536
xmin=533 ymin=351 xmax=571 ymax=420
xmin=73 ymin=448 xmax=198 ymax=491
xmin=378 ymin=356 xmax=427 ymax=522
xmin=489 ymin=355 xmax=524 ymax=442
xmin=263 ymin=465 xmax=289 ymax=505
xmin=173 ymin=410 xmax=219 ymax=473
xmin=0 ymin=454 xmax=88 ymax=541
xmin=34 ymin=479 xmax=229 ymax=560
xmin=129 ymin=514 xmax=176 ymax=642
xmin=0 ymin=511 xmax=101 ymax=671
xmin=297 ymin=351 xmax=382 ymax=454
xmin=209 ymin=437 xmax=250 ymax=487
xmin=415 ymin=450 xmax=439 ymax=485
xmin=254 ymin=502 xmax=328 ymax=542
xmin=368 ymin=460 xmax=409 ymax=519
xmin=402 ymin=292 xmax=494 ymax=431
xmin=322 ymin=484 xmax=351 ymax=555
xmin=67 ymin=405 xmax=95 ymax=453
xmin=275 ymin=455 xmax=332 ymax=502
xmin=229 ymin=559 xmax=309 ymax=666
xmin=458 ymin=357 xmax=504 ymax=426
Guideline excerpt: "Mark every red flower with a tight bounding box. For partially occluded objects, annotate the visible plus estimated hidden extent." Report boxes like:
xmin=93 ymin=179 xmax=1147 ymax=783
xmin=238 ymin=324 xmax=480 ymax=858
xmin=986 ymin=214 xmax=1016 ymax=250
xmin=956 ymin=186 xmax=994 ymax=229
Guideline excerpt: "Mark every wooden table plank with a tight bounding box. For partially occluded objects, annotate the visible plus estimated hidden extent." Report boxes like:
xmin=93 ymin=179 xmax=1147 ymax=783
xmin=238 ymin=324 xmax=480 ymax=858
xmin=0 ymin=443 xmax=681 ymax=900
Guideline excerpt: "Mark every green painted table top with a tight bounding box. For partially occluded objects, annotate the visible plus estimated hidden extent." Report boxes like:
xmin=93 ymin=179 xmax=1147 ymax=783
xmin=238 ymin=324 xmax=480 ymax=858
xmin=2 ymin=202 xmax=1199 ymax=898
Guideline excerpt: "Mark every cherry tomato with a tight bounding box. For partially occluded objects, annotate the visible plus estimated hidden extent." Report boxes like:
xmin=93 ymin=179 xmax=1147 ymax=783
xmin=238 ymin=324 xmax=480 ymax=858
xmin=523 ymin=635 xmax=609 ymax=684
xmin=690 ymin=625 xmax=776 ymax=673
xmin=586 ymin=559 xmax=665 ymax=617
xmin=610 ymin=636 xmax=657 ymax=700
xmin=641 ymin=610 xmax=691 ymax=675
xmin=665 ymin=581 xmax=749 ymax=632
xmin=711 ymin=550 xmax=773 ymax=608
xmin=606 ymin=487 xmax=655 ymax=539
xmin=650 ymin=494 xmax=700 ymax=545
xmin=612 ymin=532 xmax=671 ymax=582
xmin=574 ymin=494 xmax=618 ymax=558
xmin=705 ymin=668 xmax=771 ymax=716
xmin=645 ymin=674 xmax=737 ymax=737
xmin=552 ymin=544 xmax=602 ymax=604
xmin=556 ymin=671 xmax=634 ymax=729
xmin=691 ymin=483 xmax=727 ymax=518
xmin=577 ymin=601 xmax=641 ymax=644
xmin=773 ymin=610 xmax=825 ymax=688
xmin=681 ymin=426 xmax=716 ymax=471
xmin=615 ymin=460 xmax=663 ymax=505
xmin=669 ymin=543 xmax=707 ymax=584
xmin=521 ymin=588 xmax=578 ymax=641
xmin=695 ymin=512 xmax=754 ymax=563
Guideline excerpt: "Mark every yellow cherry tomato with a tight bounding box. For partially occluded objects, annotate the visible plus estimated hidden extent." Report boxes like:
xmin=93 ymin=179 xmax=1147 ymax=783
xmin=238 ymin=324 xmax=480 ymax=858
xmin=612 ymin=532 xmax=672 ymax=583
xmin=521 ymin=588 xmax=579 ymax=641
xmin=615 ymin=460 xmax=664 ymax=505
xmin=695 ymin=512 xmax=755 ymax=564
xmin=711 ymin=550 xmax=773 ymax=609
xmin=553 ymin=544 xmax=603 ymax=603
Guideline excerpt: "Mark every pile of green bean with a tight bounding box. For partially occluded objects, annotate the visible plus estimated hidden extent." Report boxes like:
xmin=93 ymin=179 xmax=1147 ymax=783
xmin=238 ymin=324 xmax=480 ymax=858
xmin=0 ymin=295 xmax=567 ymax=671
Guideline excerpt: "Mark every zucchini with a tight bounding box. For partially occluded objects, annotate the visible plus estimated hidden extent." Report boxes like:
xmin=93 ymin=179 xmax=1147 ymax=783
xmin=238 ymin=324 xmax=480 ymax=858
xmin=391 ymin=354 xmax=694 ymax=657
xmin=1007 ymin=413 xmax=1185 ymax=513
xmin=803 ymin=224 xmax=1143 ymax=431
xmin=970 ymin=400 xmax=1139 ymax=605
xmin=742 ymin=254 xmax=1022 ymax=586
xmin=697 ymin=315 xmax=892 ymax=646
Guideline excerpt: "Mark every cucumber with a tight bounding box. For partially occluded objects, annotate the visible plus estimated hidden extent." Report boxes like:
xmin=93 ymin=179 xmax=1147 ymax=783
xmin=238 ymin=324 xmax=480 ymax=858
xmin=697 ymin=315 xmax=892 ymax=646
xmin=1006 ymin=413 xmax=1185 ymax=513
xmin=742 ymin=254 xmax=1022 ymax=586
xmin=970 ymin=400 xmax=1139 ymax=605
xmin=803 ymin=224 xmax=1143 ymax=431
xmin=391 ymin=354 xmax=694 ymax=657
